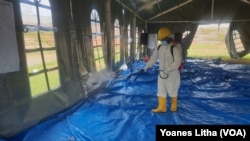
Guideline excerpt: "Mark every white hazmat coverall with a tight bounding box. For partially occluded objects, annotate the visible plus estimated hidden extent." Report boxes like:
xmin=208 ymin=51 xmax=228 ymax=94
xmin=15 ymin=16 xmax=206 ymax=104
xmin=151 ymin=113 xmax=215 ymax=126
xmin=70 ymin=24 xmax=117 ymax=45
xmin=144 ymin=42 xmax=183 ymax=98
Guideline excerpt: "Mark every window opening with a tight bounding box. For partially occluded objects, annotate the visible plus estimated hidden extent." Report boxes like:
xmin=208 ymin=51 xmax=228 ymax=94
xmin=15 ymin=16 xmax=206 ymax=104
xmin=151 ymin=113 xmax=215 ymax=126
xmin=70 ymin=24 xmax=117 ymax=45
xmin=135 ymin=27 xmax=139 ymax=58
xmin=182 ymin=30 xmax=190 ymax=39
xmin=114 ymin=19 xmax=121 ymax=64
xmin=90 ymin=9 xmax=105 ymax=71
xmin=232 ymin=30 xmax=244 ymax=53
xmin=20 ymin=0 xmax=60 ymax=97
xmin=127 ymin=24 xmax=131 ymax=59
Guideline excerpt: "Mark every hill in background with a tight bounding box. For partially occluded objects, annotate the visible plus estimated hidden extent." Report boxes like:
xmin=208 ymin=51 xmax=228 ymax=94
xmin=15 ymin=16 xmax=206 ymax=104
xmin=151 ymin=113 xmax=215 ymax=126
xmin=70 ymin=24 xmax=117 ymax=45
xmin=188 ymin=23 xmax=250 ymax=64
xmin=188 ymin=23 xmax=230 ymax=59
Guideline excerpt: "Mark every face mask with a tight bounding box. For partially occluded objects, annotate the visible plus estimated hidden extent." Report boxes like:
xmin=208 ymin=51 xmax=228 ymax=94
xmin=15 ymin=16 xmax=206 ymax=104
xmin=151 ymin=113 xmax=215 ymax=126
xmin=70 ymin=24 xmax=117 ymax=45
xmin=161 ymin=40 xmax=168 ymax=46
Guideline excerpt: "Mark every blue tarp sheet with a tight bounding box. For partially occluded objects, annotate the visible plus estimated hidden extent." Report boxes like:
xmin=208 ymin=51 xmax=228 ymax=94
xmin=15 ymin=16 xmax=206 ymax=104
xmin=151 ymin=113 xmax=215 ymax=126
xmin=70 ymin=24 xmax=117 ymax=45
xmin=7 ymin=58 xmax=250 ymax=141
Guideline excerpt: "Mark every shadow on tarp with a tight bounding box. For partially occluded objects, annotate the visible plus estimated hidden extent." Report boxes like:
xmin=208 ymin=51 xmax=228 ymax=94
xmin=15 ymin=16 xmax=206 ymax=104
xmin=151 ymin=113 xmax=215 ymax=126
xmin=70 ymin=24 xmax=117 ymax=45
xmin=6 ymin=58 xmax=250 ymax=141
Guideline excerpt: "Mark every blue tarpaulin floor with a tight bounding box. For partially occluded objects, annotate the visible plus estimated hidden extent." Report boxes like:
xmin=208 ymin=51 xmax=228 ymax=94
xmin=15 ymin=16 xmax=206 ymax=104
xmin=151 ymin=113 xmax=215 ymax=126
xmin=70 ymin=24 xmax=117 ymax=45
xmin=7 ymin=58 xmax=250 ymax=141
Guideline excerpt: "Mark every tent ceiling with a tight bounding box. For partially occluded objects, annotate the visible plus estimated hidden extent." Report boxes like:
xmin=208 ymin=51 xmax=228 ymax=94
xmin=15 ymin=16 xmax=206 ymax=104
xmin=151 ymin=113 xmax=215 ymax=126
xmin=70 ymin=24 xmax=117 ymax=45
xmin=117 ymin=0 xmax=250 ymax=24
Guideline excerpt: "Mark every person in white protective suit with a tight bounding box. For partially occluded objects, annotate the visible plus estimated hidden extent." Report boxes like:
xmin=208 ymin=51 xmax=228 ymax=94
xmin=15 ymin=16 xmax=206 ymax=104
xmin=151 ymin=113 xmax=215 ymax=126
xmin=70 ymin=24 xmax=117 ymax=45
xmin=143 ymin=27 xmax=183 ymax=112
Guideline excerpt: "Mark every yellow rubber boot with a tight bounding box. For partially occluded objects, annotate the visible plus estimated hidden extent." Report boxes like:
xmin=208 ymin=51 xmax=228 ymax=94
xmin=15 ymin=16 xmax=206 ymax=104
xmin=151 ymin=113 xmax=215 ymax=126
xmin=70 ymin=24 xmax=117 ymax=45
xmin=170 ymin=97 xmax=178 ymax=112
xmin=152 ymin=96 xmax=166 ymax=113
